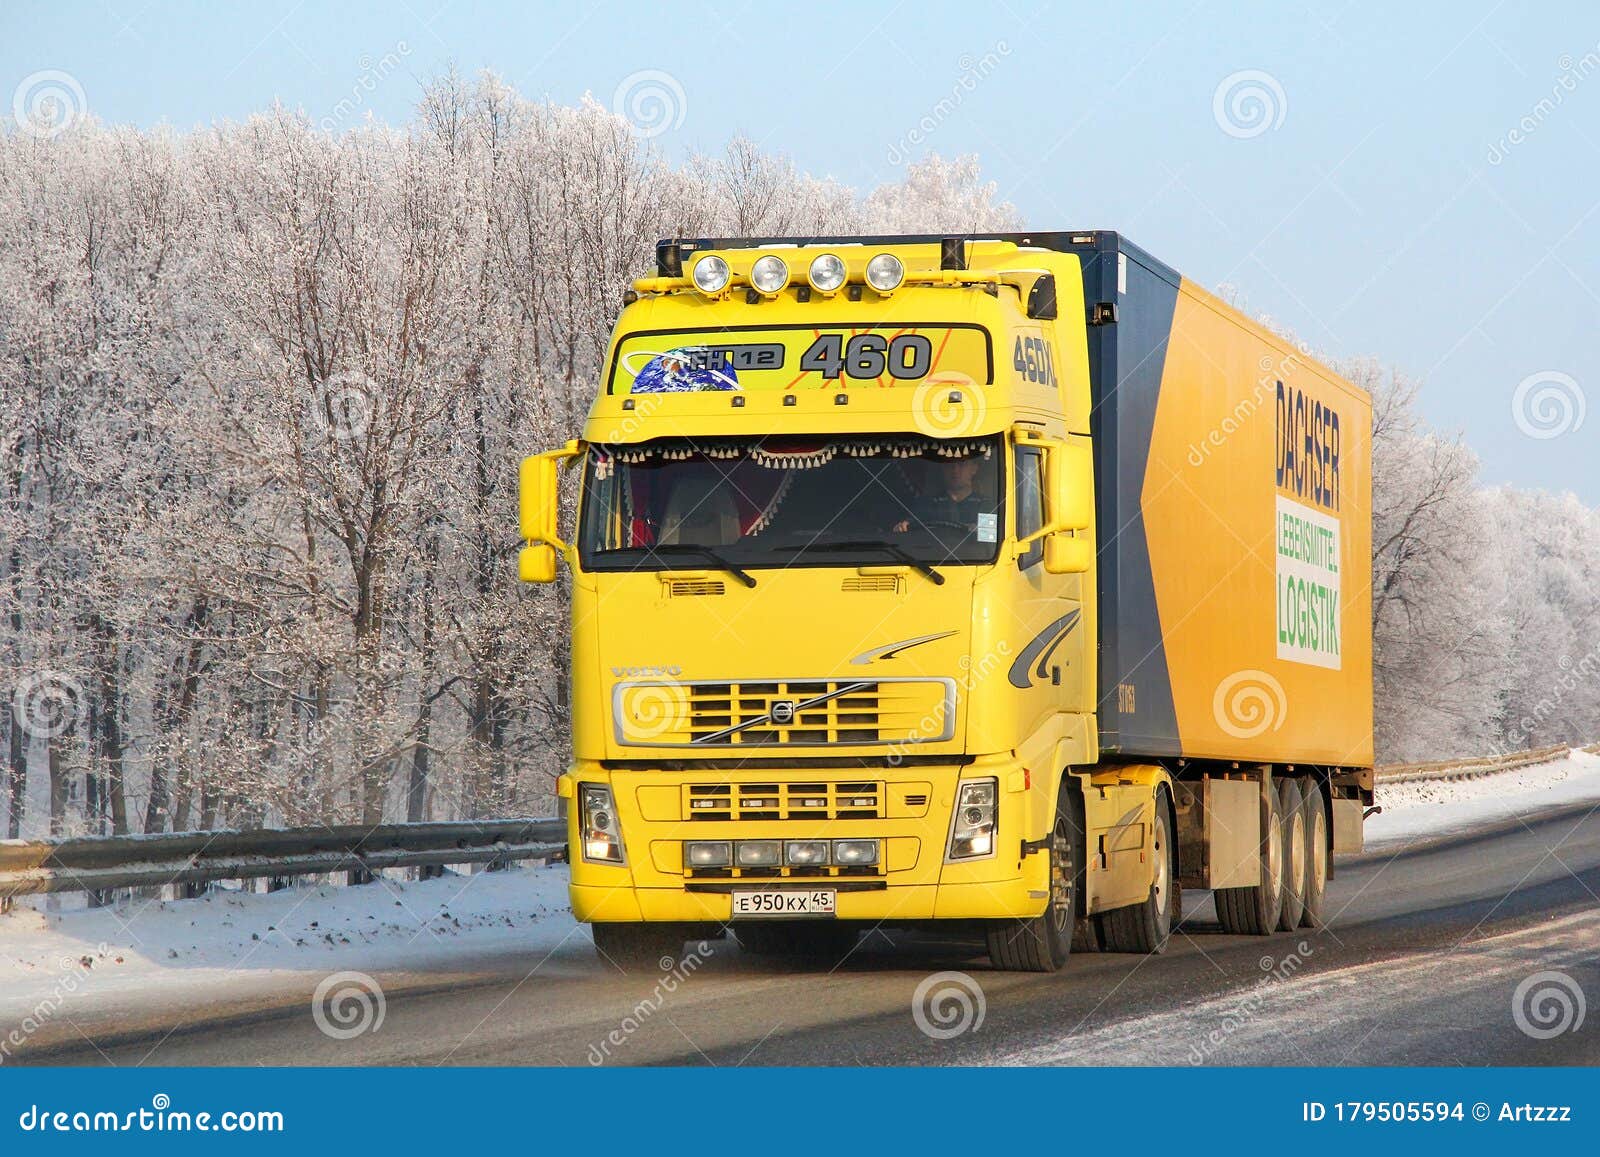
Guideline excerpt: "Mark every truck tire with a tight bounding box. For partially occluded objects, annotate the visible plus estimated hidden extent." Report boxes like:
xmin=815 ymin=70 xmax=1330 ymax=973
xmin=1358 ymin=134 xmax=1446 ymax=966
xmin=1098 ymin=789 xmax=1177 ymax=954
xmin=590 ymin=922 xmax=688 ymax=974
xmin=735 ymin=921 xmax=858 ymax=964
xmin=1214 ymin=777 xmax=1284 ymax=935
xmin=1276 ymin=777 xmax=1306 ymax=931
xmin=986 ymin=783 xmax=1082 ymax=972
xmin=1299 ymin=779 xmax=1329 ymax=928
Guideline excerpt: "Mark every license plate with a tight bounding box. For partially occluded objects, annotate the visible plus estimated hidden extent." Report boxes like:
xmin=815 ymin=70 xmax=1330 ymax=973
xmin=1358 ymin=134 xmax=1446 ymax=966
xmin=730 ymin=889 xmax=836 ymax=918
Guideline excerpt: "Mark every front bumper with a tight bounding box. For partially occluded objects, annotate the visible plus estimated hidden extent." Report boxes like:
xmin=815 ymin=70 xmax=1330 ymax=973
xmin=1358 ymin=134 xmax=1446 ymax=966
xmin=560 ymin=758 xmax=1050 ymax=924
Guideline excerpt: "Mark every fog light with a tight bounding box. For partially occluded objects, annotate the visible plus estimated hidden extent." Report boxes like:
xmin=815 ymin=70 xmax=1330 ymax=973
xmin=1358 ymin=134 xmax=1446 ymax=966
xmin=692 ymin=255 xmax=731 ymax=295
xmin=685 ymin=840 xmax=732 ymax=868
xmin=807 ymin=253 xmax=847 ymax=293
xmin=784 ymin=840 xmax=829 ymax=866
xmin=736 ymin=839 xmax=782 ymax=867
xmin=832 ymin=839 xmax=879 ymax=866
xmin=864 ymin=253 xmax=904 ymax=293
xmin=749 ymin=255 xmax=789 ymax=296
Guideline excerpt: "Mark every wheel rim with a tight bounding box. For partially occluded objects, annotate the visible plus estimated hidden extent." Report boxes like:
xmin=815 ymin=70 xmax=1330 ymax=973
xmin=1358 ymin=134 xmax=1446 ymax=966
xmin=1049 ymin=817 xmax=1073 ymax=932
xmin=1311 ymin=808 xmax=1327 ymax=893
xmin=1287 ymin=795 xmax=1306 ymax=901
xmin=1152 ymin=814 xmax=1169 ymax=918
xmin=1264 ymin=797 xmax=1282 ymax=900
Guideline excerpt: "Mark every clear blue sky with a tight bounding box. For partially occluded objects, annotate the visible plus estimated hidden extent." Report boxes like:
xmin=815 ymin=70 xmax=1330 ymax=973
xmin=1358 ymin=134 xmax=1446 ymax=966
xmin=5 ymin=1 xmax=1598 ymax=501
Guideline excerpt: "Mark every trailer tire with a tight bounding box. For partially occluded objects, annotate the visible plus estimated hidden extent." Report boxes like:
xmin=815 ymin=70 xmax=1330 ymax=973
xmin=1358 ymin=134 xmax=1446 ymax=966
xmin=735 ymin=921 xmax=859 ymax=964
xmin=591 ymin=922 xmax=687 ymax=974
xmin=1276 ymin=777 xmax=1306 ymax=931
xmin=1299 ymin=779 xmax=1329 ymax=928
xmin=1214 ymin=777 xmax=1284 ymax=935
xmin=1098 ymin=789 xmax=1176 ymax=954
xmin=986 ymin=782 xmax=1082 ymax=972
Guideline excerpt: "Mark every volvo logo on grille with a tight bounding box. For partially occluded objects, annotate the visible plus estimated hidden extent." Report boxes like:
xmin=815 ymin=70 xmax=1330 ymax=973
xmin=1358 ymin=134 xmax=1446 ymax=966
xmin=769 ymin=700 xmax=798 ymax=725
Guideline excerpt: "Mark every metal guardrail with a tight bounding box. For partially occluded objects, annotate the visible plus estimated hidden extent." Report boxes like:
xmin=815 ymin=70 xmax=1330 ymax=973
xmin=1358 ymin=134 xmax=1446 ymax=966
xmin=1374 ymin=742 xmax=1575 ymax=786
xmin=0 ymin=817 xmax=567 ymax=899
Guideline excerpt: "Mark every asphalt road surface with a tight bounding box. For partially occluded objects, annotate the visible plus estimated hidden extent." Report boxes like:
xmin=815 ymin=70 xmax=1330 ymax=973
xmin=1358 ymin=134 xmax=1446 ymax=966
xmin=20 ymin=803 xmax=1600 ymax=1066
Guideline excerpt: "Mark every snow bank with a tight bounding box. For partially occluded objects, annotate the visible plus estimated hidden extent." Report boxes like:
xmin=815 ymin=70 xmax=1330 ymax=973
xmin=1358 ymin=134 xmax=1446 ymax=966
xmin=1365 ymin=748 xmax=1600 ymax=848
xmin=0 ymin=863 xmax=580 ymax=1033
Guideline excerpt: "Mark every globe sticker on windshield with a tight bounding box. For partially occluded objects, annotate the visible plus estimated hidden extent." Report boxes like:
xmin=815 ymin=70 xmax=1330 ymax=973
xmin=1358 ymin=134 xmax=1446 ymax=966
xmin=977 ymin=511 xmax=998 ymax=543
xmin=628 ymin=347 xmax=742 ymax=393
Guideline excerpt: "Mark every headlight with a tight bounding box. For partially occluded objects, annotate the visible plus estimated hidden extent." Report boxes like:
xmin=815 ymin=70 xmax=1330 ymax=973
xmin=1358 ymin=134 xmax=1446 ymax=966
xmin=749 ymin=255 xmax=789 ymax=296
xmin=864 ymin=252 xmax=904 ymax=293
xmin=735 ymin=839 xmax=782 ymax=867
xmin=832 ymin=838 xmax=880 ymax=866
xmin=807 ymin=253 xmax=847 ymax=293
xmin=580 ymin=784 xmax=626 ymax=864
xmin=684 ymin=840 xmax=732 ymax=868
xmin=946 ymin=778 xmax=997 ymax=861
xmin=692 ymin=254 xmax=731 ymax=295
xmin=784 ymin=840 xmax=830 ymax=866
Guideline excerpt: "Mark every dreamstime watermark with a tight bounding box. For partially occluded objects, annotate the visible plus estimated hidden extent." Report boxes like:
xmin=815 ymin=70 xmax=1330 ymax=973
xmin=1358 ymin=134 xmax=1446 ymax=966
xmin=11 ymin=70 xmax=87 ymax=139
xmin=0 ymin=948 xmax=108 ymax=1064
xmin=319 ymin=42 xmax=412 ymax=133
xmin=1511 ymin=969 xmax=1586 ymax=1040
xmin=612 ymin=69 xmax=686 ymax=139
xmin=911 ymin=376 xmax=988 ymax=438
xmin=310 ymin=371 xmax=377 ymax=443
xmin=1212 ymin=69 xmax=1287 ymax=139
xmin=16 ymin=1094 xmax=283 ymax=1134
xmin=1511 ymin=371 xmax=1584 ymax=440
xmin=11 ymin=671 xmax=84 ymax=740
xmin=1186 ymin=940 xmax=1314 ymax=1063
xmin=587 ymin=941 xmax=714 ymax=1064
xmin=888 ymin=640 xmax=1010 ymax=767
xmin=886 ymin=41 xmax=1011 ymax=165
xmin=1213 ymin=669 xmax=1288 ymax=740
xmin=912 ymin=970 xmax=986 ymax=1040
xmin=1187 ymin=345 xmax=1314 ymax=467
xmin=1488 ymin=45 xmax=1600 ymax=165
xmin=1501 ymin=643 xmax=1600 ymax=750
xmin=311 ymin=970 xmax=386 ymax=1039
xmin=617 ymin=681 xmax=691 ymax=741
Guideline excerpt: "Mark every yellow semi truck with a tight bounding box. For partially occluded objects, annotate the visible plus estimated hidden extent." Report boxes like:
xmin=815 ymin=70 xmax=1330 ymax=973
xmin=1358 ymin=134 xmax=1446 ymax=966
xmin=519 ymin=231 xmax=1373 ymax=972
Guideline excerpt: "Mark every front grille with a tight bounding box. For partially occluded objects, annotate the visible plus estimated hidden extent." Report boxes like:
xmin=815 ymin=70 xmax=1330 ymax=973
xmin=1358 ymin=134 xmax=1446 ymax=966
xmin=841 ymin=575 xmax=901 ymax=593
xmin=666 ymin=578 xmax=725 ymax=597
xmin=685 ymin=780 xmax=884 ymax=821
xmin=612 ymin=677 xmax=954 ymax=747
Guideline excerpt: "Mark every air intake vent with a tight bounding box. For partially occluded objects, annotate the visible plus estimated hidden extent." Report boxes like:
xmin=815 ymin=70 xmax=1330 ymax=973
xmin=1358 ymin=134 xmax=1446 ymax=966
xmin=842 ymin=575 xmax=901 ymax=593
xmin=667 ymin=579 xmax=726 ymax=597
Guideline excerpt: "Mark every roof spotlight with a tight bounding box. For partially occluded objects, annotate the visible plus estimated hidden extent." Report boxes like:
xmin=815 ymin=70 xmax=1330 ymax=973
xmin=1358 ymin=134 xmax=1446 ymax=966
xmin=807 ymin=253 xmax=848 ymax=294
xmin=692 ymin=255 xmax=731 ymax=295
xmin=749 ymin=255 xmax=790 ymax=296
xmin=864 ymin=253 xmax=905 ymax=293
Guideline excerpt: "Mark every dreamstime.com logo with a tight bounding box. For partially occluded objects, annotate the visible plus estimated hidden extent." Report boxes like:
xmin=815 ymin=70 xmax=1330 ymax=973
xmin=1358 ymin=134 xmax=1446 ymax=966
xmin=12 ymin=70 xmax=87 ymax=139
xmin=1212 ymin=69 xmax=1287 ymax=139
xmin=16 ymin=1094 xmax=284 ymax=1134
xmin=11 ymin=671 xmax=84 ymax=740
xmin=612 ymin=69 xmax=686 ymax=139
xmin=1512 ymin=970 xmax=1586 ymax=1040
xmin=1511 ymin=371 xmax=1585 ymax=440
xmin=912 ymin=971 xmax=986 ymax=1040
xmin=911 ymin=377 xmax=988 ymax=438
xmin=1212 ymin=669 xmax=1287 ymax=740
xmin=311 ymin=970 xmax=386 ymax=1040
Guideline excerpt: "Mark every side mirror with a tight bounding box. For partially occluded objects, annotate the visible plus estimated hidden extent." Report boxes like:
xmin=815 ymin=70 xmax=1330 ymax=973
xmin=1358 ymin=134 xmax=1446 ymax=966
xmin=518 ymin=442 xmax=581 ymax=584
xmin=1047 ymin=439 xmax=1093 ymax=531
xmin=1044 ymin=534 xmax=1092 ymax=575
xmin=519 ymin=542 xmax=558 ymax=584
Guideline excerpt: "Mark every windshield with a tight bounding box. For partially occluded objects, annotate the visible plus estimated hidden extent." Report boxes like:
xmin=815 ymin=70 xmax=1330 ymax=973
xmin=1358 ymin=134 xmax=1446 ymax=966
xmin=579 ymin=435 xmax=1003 ymax=572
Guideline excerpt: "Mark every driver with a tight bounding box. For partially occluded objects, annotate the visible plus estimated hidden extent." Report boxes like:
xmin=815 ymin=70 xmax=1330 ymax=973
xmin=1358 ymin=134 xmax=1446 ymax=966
xmin=892 ymin=456 xmax=985 ymax=534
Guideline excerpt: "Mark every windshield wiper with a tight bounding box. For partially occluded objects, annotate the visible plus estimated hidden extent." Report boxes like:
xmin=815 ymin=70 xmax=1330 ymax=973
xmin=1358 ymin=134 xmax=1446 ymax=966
xmin=776 ymin=541 xmax=945 ymax=585
xmin=598 ymin=544 xmax=757 ymax=587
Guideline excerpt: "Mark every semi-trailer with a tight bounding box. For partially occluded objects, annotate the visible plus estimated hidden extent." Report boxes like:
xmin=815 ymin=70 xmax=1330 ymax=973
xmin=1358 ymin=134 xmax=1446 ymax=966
xmin=518 ymin=230 xmax=1373 ymax=971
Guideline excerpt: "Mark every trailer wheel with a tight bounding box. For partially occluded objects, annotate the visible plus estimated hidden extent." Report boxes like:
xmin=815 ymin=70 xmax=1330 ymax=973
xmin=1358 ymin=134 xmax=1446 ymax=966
xmin=986 ymin=783 xmax=1082 ymax=972
xmin=1098 ymin=789 xmax=1176 ymax=954
xmin=591 ymin=922 xmax=688 ymax=974
xmin=1276 ymin=778 xmax=1306 ymax=931
xmin=735 ymin=921 xmax=859 ymax=964
xmin=1299 ymin=779 xmax=1329 ymax=928
xmin=1214 ymin=777 xmax=1284 ymax=935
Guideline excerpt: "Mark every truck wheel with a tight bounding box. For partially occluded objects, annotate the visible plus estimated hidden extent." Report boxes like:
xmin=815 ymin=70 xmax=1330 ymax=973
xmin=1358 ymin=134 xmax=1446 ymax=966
xmin=986 ymin=783 xmax=1082 ymax=972
xmin=1276 ymin=778 xmax=1306 ymax=931
xmin=1098 ymin=790 xmax=1176 ymax=954
xmin=735 ymin=921 xmax=858 ymax=964
xmin=1299 ymin=779 xmax=1329 ymax=928
xmin=591 ymin=922 xmax=686 ymax=974
xmin=1214 ymin=777 xmax=1284 ymax=935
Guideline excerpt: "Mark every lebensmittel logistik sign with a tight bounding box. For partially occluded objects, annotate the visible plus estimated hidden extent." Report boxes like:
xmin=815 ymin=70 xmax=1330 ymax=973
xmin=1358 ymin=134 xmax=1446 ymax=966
xmin=1275 ymin=381 xmax=1343 ymax=670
